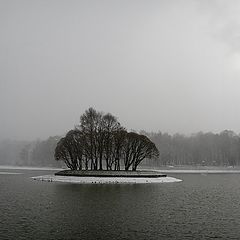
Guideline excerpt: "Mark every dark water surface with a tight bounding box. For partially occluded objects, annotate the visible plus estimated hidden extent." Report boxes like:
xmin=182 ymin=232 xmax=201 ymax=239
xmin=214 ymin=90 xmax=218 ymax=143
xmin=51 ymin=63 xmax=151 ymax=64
xmin=1 ymin=170 xmax=240 ymax=240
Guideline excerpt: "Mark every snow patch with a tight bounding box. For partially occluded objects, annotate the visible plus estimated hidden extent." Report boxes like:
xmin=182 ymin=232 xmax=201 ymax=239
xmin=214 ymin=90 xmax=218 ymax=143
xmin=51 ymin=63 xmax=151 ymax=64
xmin=31 ymin=175 xmax=182 ymax=184
xmin=0 ymin=172 xmax=22 ymax=175
xmin=0 ymin=165 xmax=62 ymax=171
xmin=153 ymin=170 xmax=240 ymax=174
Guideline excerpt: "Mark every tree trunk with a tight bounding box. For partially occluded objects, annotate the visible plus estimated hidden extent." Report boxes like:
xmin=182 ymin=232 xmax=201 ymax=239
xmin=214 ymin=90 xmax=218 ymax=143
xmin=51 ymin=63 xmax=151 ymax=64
xmin=85 ymin=160 xmax=88 ymax=170
xmin=132 ymin=163 xmax=137 ymax=171
xmin=99 ymin=156 xmax=103 ymax=170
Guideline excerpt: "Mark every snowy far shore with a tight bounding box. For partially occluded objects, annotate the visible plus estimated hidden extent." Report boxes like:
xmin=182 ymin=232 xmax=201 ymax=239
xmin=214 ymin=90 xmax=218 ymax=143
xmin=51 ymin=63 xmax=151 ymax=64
xmin=0 ymin=172 xmax=22 ymax=175
xmin=150 ymin=169 xmax=240 ymax=174
xmin=0 ymin=165 xmax=62 ymax=171
xmin=32 ymin=175 xmax=182 ymax=184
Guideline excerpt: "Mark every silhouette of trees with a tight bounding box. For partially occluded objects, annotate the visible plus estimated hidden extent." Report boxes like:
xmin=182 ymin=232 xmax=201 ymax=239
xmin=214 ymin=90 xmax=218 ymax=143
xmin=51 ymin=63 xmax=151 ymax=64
xmin=54 ymin=130 xmax=83 ymax=170
xmin=54 ymin=108 xmax=159 ymax=171
xmin=15 ymin=119 xmax=240 ymax=169
xmin=123 ymin=132 xmax=159 ymax=171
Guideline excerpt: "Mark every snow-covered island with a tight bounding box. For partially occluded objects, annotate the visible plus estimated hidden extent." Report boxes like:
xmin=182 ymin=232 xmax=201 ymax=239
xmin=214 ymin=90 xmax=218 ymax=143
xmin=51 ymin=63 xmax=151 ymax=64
xmin=32 ymin=170 xmax=182 ymax=184
xmin=31 ymin=108 xmax=182 ymax=184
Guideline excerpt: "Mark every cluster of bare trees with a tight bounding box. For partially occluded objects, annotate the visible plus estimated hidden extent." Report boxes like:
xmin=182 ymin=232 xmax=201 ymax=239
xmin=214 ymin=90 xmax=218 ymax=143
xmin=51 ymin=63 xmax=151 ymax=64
xmin=144 ymin=130 xmax=240 ymax=167
xmin=54 ymin=108 xmax=159 ymax=171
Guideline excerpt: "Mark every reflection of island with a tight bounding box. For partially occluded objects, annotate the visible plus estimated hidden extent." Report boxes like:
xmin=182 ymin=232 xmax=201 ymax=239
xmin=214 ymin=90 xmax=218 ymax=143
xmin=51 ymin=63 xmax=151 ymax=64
xmin=55 ymin=108 xmax=159 ymax=172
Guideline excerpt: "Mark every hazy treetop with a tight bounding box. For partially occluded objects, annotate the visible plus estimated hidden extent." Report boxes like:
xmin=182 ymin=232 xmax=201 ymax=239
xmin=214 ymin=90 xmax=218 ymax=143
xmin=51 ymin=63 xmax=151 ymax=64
xmin=1 ymin=0 xmax=240 ymax=140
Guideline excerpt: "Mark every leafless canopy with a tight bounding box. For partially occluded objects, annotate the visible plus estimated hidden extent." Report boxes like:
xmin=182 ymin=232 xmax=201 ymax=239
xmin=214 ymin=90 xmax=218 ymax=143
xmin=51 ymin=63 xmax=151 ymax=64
xmin=55 ymin=108 xmax=159 ymax=171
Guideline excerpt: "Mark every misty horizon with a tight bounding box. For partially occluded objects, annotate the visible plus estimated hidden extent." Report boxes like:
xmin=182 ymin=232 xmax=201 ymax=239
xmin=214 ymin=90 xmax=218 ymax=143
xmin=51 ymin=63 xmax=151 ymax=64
xmin=1 ymin=0 xmax=240 ymax=141
xmin=2 ymin=2 xmax=240 ymax=240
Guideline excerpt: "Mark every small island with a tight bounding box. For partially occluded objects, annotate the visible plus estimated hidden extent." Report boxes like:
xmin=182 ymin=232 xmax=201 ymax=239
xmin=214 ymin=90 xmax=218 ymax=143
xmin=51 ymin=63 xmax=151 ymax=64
xmin=55 ymin=170 xmax=167 ymax=178
xmin=33 ymin=108 xmax=181 ymax=184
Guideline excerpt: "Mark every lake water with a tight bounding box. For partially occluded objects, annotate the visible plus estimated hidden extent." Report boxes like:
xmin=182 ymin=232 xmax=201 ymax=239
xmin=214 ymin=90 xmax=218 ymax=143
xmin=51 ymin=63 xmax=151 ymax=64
xmin=1 ymin=169 xmax=240 ymax=239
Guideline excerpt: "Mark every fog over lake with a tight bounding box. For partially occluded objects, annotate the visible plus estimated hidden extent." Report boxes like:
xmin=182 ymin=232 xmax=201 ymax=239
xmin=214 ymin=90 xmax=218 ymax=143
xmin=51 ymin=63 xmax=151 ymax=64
xmin=1 ymin=0 xmax=240 ymax=141
xmin=2 ymin=2 xmax=240 ymax=240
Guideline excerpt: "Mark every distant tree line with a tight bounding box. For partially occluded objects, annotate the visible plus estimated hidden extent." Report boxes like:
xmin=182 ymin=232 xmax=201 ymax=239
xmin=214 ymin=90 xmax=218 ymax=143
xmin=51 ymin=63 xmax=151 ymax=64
xmin=3 ymin=118 xmax=239 ymax=168
xmin=143 ymin=130 xmax=240 ymax=167
xmin=19 ymin=137 xmax=61 ymax=167
xmin=54 ymin=108 xmax=159 ymax=171
xmin=0 ymin=140 xmax=28 ymax=166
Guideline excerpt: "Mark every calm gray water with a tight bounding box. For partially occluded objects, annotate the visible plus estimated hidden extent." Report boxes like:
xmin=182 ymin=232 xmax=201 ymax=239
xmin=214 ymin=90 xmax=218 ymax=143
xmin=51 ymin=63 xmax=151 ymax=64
xmin=1 ymin=170 xmax=240 ymax=240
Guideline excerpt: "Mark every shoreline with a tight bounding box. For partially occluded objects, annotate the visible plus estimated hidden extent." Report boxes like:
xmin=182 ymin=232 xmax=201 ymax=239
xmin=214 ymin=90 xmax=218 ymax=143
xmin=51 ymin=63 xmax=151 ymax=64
xmin=0 ymin=172 xmax=22 ymax=175
xmin=32 ymin=175 xmax=182 ymax=184
xmin=0 ymin=165 xmax=62 ymax=171
xmin=1 ymin=165 xmax=240 ymax=174
xmin=55 ymin=170 xmax=167 ymax=178
xmin=146 ymin=169 xmax=240 ymax=174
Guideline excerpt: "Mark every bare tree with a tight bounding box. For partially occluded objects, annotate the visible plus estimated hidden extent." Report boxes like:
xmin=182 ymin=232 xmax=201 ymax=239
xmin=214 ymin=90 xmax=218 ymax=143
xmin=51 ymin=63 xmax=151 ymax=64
xmin=123 ymin=132 xmax=159 ymax=171
xmin=79 ymin=107 xmax=103 ymax=170
xmin=54 ymin=130 xmax=83 ymax=170
xmin=102 ymin=113 xmax=122 ymax=170
xmin=55 ymin=108 xmax=159 ymax=171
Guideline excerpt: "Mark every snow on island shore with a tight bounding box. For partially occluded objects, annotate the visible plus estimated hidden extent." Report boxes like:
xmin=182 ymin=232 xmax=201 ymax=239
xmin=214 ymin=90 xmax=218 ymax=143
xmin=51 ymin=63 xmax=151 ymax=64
xmin=31 ymin=174 xmax=182 ymax=184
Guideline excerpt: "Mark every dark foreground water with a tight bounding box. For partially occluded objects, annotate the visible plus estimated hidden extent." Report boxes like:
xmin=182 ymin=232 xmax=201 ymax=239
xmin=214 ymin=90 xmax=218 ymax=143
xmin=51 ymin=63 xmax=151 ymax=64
xmin=1 ymin=170 xmax=240 ymax=240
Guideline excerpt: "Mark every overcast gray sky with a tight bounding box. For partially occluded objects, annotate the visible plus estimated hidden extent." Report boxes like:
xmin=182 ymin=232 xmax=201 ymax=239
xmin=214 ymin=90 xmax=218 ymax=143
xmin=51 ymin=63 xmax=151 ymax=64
xmin=1 ymin=0 xmax=240 ymax=140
